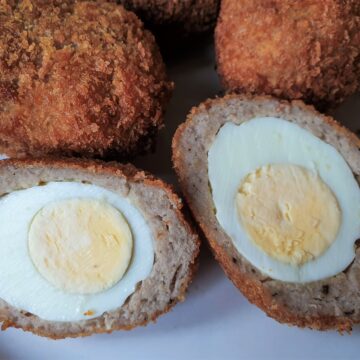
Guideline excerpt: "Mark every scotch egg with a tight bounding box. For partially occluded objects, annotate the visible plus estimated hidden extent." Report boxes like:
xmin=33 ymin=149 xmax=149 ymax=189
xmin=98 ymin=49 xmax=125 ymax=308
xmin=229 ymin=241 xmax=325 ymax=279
xmin=0 ymin=159 xmax=199 ymax=338
xmin=208 ymin=117 xmax=360 ymax=282
xmin=172 ymin=94 xmax=360 ymax=330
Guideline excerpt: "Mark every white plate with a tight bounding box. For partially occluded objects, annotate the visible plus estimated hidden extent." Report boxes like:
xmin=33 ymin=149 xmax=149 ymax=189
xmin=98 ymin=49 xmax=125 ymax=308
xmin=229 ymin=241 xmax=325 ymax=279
xmin=1 ymin=41 xmax=359 ymax=360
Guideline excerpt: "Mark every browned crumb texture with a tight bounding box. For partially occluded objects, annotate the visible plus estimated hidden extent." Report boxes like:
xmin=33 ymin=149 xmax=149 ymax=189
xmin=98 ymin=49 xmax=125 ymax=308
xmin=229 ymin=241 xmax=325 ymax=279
xmin=118 ymin=0 xmax=220 ymax=34
xmin=0 ymin=0 xmax=173 ymax=159
xmin=172 ymin=94 xmax=360 ymax=331
xmin=0 ymin=158 xmax=199 ymax=339
xmin=215 ymin=0 xmax=360 ymax=109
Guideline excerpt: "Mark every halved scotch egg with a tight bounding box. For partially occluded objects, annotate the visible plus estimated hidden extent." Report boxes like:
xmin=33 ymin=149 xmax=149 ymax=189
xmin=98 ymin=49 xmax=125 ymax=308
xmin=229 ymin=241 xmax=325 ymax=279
xmin=0 ymin=159 xmax=199 ymax=338
xmin=173 ymin=95 xmax=360 ymax=331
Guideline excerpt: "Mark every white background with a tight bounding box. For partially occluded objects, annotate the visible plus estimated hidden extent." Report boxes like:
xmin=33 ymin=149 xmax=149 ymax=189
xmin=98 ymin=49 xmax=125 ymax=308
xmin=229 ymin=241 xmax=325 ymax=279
xmin=1 ymin=38 xmax=359 ymax=360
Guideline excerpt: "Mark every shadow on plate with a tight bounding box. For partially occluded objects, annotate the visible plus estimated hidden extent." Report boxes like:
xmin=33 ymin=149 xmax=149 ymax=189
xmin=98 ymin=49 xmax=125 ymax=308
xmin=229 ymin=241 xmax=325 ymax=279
xmin=133 ymin=38 xmax=221 ymax=181
xmin=331 ymin=93 xmax=360 ymax=133
xmin=0 ymin=347 xmax=11 ymax=360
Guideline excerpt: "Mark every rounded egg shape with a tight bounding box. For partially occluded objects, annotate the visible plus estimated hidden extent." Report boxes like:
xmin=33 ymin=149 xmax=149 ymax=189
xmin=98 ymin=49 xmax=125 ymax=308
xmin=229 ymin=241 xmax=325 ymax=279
xmin=208 ymin=117 xmax=360 ymax=282
xmin=0 ymin=181 xmax=154 ymax=321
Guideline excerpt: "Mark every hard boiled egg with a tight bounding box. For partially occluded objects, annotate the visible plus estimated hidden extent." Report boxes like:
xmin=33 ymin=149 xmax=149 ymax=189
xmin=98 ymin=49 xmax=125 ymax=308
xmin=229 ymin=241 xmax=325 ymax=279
xmin=208 ymin=117 xmax=360 ymax=282
xmin=0 ymin=182 xmax=154 ymax=321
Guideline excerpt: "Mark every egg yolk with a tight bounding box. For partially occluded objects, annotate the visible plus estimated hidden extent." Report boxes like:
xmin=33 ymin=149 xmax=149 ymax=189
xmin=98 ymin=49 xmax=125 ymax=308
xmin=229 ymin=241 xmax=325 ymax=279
xmin=236 ymin=164 xmax=341 ymax=266
xmin=28 ymin=198 xmax=133 ymax=294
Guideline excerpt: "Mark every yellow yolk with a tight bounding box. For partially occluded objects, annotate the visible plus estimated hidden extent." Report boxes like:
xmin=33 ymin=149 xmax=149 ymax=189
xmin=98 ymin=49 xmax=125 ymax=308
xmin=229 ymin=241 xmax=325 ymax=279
xmin=28 ymin=198 xmax=133 ymax=294
xmin=236 ymin=164 xmax=341 ymax=266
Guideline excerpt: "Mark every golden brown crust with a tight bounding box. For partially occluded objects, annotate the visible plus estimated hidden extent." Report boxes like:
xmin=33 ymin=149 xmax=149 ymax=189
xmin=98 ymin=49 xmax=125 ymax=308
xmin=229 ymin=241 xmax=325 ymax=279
xmin=172 ymin=94 xmax=360 ymax=332
xmin=118 ymin=0 xmax=220 ymax=34
xmin=0 ymin=1 xmax=173 ymax=159
xmin=215 ymin=0 xmax=360 ymax=109
xmin=0 ymin=157 xmax=200 ymax=338
xmin=205 ymin=230 xmax=353 ymax=332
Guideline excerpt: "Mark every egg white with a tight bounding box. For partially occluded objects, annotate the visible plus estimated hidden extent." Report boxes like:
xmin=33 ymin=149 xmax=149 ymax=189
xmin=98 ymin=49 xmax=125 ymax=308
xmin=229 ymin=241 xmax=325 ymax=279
xmin=208 ymin=117 xmax=360 ymax=283
xmin=0 ymin=182 xmax=154 ymax=321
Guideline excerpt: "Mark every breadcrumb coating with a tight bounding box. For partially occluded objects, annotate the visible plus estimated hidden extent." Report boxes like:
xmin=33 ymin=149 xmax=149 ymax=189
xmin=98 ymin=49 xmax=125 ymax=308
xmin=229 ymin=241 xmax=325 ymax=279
xmin=215 ymin=0 xmax=360 ymax=109
xmin=118 ymin=0 xmax=220 ymax=34
xmin=0 ymin=0 xmax=172 ymax=159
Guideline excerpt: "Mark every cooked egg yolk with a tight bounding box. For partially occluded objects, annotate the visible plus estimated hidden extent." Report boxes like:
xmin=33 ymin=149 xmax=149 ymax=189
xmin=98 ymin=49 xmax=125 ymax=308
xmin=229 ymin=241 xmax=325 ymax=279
xmin=236 ymin=164 xmax=341 ymax=265
xmin=28 ymin=198 xmax=133 ymax=294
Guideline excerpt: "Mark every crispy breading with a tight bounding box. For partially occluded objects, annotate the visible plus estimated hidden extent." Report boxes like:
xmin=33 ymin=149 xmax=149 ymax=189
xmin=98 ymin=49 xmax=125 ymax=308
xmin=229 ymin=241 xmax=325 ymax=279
xmin=118 ymin=0 xmax=220 ymax=34
xmin=0 ymin=0 xmax=172 ymax=159
xmin=215 ymin=0 xmax=360 ymax=109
